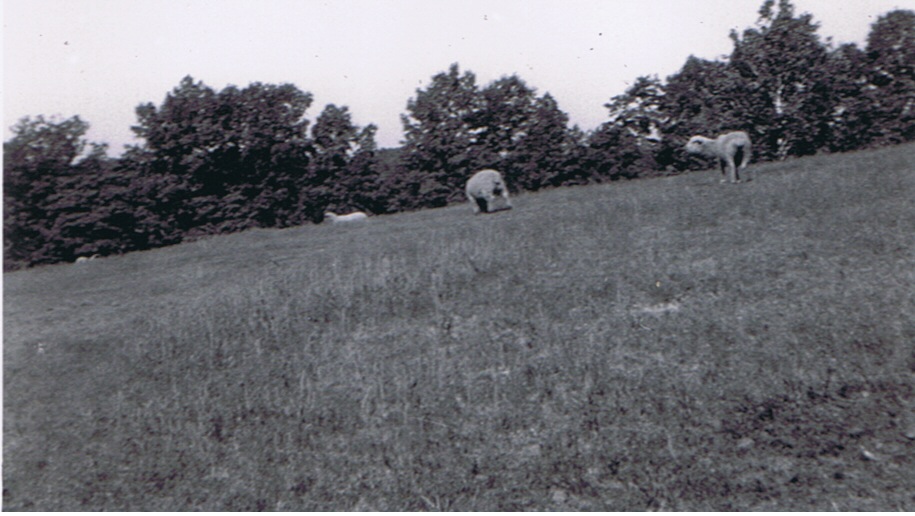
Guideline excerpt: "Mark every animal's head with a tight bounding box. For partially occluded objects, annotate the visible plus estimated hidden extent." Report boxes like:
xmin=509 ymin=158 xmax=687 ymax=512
xmin=684 ymin=136 xmax=707 ymax=155
xmin=491 ymin=175 xmax=509 ymax=196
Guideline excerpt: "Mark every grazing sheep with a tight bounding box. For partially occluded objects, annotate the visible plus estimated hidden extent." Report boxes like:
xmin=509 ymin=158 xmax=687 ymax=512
xmin=685 ymin=130 xmax=752 ymax=183
xmin=465 ymin=169 xmax=512 ymax=214
xmin=74 ymin=254 xmax=100 ymax=263
xmin=324 ymin=211 xmax=368 ymax=223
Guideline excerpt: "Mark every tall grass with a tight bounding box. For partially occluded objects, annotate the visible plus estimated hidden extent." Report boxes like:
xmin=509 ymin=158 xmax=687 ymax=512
xmin=4 ymin=143 xmax=914 ymax=510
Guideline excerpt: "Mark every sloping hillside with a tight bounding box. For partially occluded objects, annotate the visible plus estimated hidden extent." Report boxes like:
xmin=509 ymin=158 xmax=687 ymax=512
xmin=4 ymin=143 xmax=914 ymax=510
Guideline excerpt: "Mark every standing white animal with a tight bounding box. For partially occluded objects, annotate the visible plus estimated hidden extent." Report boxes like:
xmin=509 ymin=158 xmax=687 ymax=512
xmin=685 ymin=130 xmax=752 ymax=184
xmin=324 ymin=211 xmax=368 ymax=223
xmin=465 ymin=169 xmax=512 ymax=214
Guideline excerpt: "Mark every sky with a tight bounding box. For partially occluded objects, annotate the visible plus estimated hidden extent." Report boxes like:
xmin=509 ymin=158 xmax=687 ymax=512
xmin=3 ymin=0 xmax=912 ymax=154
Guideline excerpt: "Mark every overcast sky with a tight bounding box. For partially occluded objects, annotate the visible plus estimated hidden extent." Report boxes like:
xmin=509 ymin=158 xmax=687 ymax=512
xmin=3 ymin=0 xmax=911 ymax=154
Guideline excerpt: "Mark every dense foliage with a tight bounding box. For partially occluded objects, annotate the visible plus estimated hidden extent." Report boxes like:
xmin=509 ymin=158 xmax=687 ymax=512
xmin=5 ymin=1 xmax=914 ymax=269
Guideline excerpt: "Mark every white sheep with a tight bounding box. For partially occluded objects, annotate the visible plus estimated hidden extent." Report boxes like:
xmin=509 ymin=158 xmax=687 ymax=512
xmin=685 ymin=130 xmax=752 ymax=183
xmin=465 ymin=169 xmax=512 ymax=214
xmin=74 ymin=254 xmax=100 ymax=263
xmin=324 ymin=211 xmax=368 ymax=223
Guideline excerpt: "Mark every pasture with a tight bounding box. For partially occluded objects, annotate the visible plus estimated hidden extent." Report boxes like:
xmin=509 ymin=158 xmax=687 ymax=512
xmin=4 ymin=143 xmax=914 ymax=510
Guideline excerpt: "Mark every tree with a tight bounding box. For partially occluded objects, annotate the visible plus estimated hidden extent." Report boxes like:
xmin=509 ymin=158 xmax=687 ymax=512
xmin=586 ymin=76 xmax=666 ymax=179
xmin=474 ymin=75 xmax=539 ymax=173
xmin=662 ymin=57 xmax=750 ymax=137
xmin=657 ymin=1 xmax=912 ymax=161
xmin=584 ymin=123 xmax=653 ymax=182
xmin=3 ymin=115 xmax=97 ymax=268
xmin=370 ymin=147 xmax=419 ymax=213
xmin=306 ymin=104 xmax=380 ymax=219
xmin=401 ymin=66 xmax=581 ymax=204
xmin=128 ymin=76 xmax=314 ymax=235
xmin=659 ymin=57 xmax=753 ymax=171
xmin=863 ymin=9 xmax=915 ymax=145
xmin=49 ymin=148 xmax=162 ymax=259
xmin=214 ymin=81 xmax=314 ymax=229
xmin=817 ymin=42 xmax=876 ymax=152
xmin=728 ymin=0 xmax=831 ymax=160
xmin=604 ymin=76 xmax=667 ymax=141
xmin=518 ymin=92 xmax=582 ymax=189
xmin=341 ymin=124 xmax=387 ymax=215
xmin=475 ymin=76 xmax=578 ymax=190
xmin=401 ymin=63 xmax=484 ymax=207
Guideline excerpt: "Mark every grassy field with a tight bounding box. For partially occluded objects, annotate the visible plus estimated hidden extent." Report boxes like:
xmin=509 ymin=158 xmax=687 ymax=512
xmin=4 ymin=143 xmax=914 ymax=510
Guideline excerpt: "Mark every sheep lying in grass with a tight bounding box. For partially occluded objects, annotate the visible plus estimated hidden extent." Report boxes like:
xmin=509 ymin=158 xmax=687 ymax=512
xmin=466 ymin=169 xmax=512 ymax=214
xmin=324 ymin=211 xmax=368 ymax=223
xmin=685 ymin=130 xmax=752 ymax=184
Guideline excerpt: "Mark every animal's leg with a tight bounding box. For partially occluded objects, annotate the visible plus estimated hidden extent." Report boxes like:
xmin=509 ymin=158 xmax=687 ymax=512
xmin=726 ymin=157 xmax=740 ymax=183
xmin=475 ymin=196 xmax=489 ymax=213
xmin=739 ymin=144 xmax=752 ymax=181
xmin=485 ymin=194 xmax=499 ymax=213
xmin=732 ymin=146 xmax=745 ymax=182
xmin=470 ymin=197 xmax=482 ymax=213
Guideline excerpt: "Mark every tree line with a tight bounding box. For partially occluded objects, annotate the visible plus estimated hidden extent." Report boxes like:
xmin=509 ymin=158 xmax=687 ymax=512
xmin=4 ymin=0 xmax=913 ymax=270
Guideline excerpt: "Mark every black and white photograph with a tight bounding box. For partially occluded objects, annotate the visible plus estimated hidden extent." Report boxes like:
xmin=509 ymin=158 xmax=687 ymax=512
xmin=3 ymin=0 xmax=914 ymax=510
